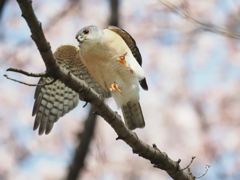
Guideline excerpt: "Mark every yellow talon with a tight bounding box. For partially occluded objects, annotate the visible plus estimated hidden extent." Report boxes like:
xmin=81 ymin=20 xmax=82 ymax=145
xmin=117 ymin=52 xmax=132 ymax=71
xmin=109 ymin=82 xmax=122 ymax=94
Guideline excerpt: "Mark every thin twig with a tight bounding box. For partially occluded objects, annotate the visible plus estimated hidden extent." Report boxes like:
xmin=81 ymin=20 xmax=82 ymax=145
xmin=195 ymin=165 xmax=211 ymax=179
xmin=180 ymin=156 xmax=196 ymax=171
xmin=4 ymin=74 xmax=57 ymax=86
xmin=160 ymin=0 xmax=240 ymax=39
xmin=6 ymin=68 xmax=47 ymax=77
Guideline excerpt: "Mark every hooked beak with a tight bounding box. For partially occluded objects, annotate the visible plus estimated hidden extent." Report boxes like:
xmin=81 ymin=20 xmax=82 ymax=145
xmin=76 ymin=35 xmax=85 ymax=43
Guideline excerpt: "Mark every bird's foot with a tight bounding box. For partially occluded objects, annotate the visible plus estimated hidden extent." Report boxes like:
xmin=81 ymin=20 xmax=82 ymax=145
xmin=117 ymin=52 xmax=133 ymax=72
xmin=109 ymin=82 xmax=122 ymax=94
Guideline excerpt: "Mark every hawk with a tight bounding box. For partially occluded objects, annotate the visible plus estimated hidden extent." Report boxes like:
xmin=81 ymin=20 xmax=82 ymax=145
xmin=32 ymin=25 xmax=148 ymax=135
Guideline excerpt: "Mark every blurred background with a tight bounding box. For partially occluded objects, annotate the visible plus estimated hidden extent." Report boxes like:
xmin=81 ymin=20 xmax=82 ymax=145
xmin=1 ymin=0 xmax=240 ymax=179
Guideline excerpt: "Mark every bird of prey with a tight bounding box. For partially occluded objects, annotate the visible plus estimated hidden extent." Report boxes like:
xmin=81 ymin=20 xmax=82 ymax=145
xmin=32 ymin=25 xmax=148 ymax=135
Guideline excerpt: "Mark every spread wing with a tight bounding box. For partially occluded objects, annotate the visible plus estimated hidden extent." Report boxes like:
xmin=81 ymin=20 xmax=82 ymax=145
xmin=32 ymin=44 xmax=110 ymax=135
xmin=107 ymin=26 xmax=148 ymax=90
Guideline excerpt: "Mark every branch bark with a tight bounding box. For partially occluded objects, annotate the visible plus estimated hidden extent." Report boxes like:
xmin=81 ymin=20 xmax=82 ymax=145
xmin=0 ymin=0 xmax=7 ymax=20
xmin=160 ymin=0 xmax=240 ymax=39
xmin=15 ymin=0 xmax=201 ymax=179
xmin=66 ymin=105 xmax=97 ymax=180
xmin=109 ymin=0 xmax=119 ymax=26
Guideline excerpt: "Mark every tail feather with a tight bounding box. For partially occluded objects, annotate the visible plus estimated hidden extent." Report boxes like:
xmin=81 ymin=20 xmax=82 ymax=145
xmin=121 ymin=101 xmax=145 ymax=130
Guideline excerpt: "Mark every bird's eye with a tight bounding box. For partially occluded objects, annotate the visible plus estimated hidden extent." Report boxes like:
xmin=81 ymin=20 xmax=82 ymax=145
xmin=83 ymin=29 xmax=90 ymax=34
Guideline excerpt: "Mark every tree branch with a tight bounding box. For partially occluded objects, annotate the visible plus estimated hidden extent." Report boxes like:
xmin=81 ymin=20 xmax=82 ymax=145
xmin=109 ymin=0 xmax=119 ymax=26
xmin=195 ymin=165 xmax=210 ymax=179
xmin=66 ymin=105 xmax=97 ymax=180
xmin=16 ymin=0 xmax=59 ymax=75
xmin=14 ymin=0 xmax=208 ymax=179
xmin=160 ymin=0 xmax=240 ymax=39
xmin=6 ymin=68 xmax=46 ymax=77
xmin=4 ymin=74 xmax=56 ymax=86
xmin=0 ymin=0 xmax=7 ymax=21
xmin=180 ymin=156 xmax=196 ymax=171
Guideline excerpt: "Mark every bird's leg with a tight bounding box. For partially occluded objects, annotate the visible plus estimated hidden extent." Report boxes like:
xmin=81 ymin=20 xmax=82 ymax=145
xmin=109 ymin=81 xmax=122 ymax=94
xmin=117 ymin=52 xmax=133 ymax=72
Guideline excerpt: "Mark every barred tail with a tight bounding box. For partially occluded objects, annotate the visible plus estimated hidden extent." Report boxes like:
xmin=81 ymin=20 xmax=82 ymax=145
xmin=121 ymin=101 xmax=145 ymax=130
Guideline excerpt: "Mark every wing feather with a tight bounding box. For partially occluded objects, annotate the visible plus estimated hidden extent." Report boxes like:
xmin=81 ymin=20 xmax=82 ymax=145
xmin=107 ymin=26 xmax=148 ymax=90
xmin=32 ymin=44 xmax=110 ymax=135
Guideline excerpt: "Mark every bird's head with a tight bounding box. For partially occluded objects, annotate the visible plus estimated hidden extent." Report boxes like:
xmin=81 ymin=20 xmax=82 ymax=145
xmin=75 ymin=25 xmax=103 ymax=45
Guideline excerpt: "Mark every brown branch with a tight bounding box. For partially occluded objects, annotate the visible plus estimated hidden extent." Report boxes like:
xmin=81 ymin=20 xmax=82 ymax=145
xmin=4 ymin=68 xmax=57 ymax=86
xmin=6 ymin=68 xmax=46 ymax=77
xmin=195 ymin=165 xmax=211 ymax=179
xmin=160 ymin=0 xmax=240 ymax=39
xmin=16 ymin=0 xmax=59 ymax=75
xmin=3 ymin=74 xmax=56 ymax=86
xmin=180 ymin=156 xmax=196 ymax=171
xmin=66 ymin=105 xmax=97 ymax=180
xmin=0 ymin=0 xmax=7 ymax=20
xmin=109 ymin=0 xmax=119 ymax=26
xmin=15 ymin=0 xmax=208 ymax=179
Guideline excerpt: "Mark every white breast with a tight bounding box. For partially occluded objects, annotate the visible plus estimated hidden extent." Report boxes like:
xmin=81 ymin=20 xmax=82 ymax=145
xmin=79 ymin=29 xmax=145 ymax=107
